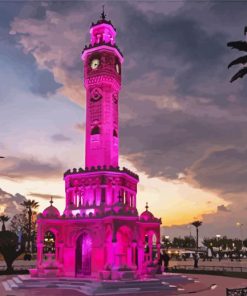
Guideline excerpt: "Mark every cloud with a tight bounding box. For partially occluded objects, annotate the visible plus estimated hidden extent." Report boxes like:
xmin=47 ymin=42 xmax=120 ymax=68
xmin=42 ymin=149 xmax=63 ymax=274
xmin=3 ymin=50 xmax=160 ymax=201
xmin=0 ymin=156 xmax=64 ymax=180
xmin=217 ymin=204 xmax=230 ymax=212
xmin=6 ymin=1 xmax=247 ymax=237
xmin=74 ymin=123 xmax=85 ymax=132
xmin=10 ymin=8 xmax=90 ymax=106
xmin=186 ymin=148 xmax=247 ymax=196
xmin=28 ymin=192 xmax=64 ymax=200
xmin=0 ymin=188 xmax=27 ymax=217
xmin=51 ymin=133 xmax=71 ymax=142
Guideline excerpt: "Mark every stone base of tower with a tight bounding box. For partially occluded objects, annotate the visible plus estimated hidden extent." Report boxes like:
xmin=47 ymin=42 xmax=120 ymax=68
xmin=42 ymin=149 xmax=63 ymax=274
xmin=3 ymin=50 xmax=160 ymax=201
xmin=35 ymin=162 xmax=161 ymax=280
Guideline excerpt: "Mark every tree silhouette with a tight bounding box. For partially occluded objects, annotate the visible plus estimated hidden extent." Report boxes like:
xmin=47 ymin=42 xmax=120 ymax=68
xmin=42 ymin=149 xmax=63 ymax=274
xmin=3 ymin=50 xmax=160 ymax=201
xmin=191 ymin=221 xmax=202 ymax=251
xmin=191 ymin=221 xmax=202 ymax=268
xmin=21 ymin=200 xmax=39 ymax=253
xmin=0 ymin=215 xmax=10 ymax=232
xmin=0 ymin=231 xmax=25 ymax=273
xmin=227 ymin=26 xmax=247 ymax=82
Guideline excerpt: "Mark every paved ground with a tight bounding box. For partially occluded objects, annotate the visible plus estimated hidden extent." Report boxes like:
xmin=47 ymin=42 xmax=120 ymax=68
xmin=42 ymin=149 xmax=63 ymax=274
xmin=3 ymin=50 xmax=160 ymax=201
xmin=0 ymin=273 xmax=246 ymax=296
xmin=169 ymin=258 xmax=247 ymax=268
xmin=1 ymin=258 xmax=247 ymax=269
xmin=0 ymin=260 xmax=246 ymax=296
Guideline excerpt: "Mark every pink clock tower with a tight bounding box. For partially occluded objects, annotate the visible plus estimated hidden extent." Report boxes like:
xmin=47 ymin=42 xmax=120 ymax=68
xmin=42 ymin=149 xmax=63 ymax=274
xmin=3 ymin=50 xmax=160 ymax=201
xmin=35 ymin=11 xmax=161 ymax=279
xmin=82 ymin=10 xmax=123 ymax=168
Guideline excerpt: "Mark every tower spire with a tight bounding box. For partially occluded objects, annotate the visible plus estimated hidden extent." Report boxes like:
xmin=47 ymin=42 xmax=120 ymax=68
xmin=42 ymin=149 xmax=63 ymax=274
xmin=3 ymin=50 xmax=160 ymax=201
xmin=101 ymin=5 xmax=106 ymax=20
xmin=50 ymin=196 xmax=53 ymax=206
xmin=145 ymin=202 xmax=149 ymax=211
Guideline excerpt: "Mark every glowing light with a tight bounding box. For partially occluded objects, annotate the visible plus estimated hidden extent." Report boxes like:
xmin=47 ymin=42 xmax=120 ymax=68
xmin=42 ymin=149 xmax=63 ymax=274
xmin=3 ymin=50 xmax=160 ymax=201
xmin=72 ymin=210 xmax=81 ymax=216
xmin=85 ymin=209 xmax=95 ymax=216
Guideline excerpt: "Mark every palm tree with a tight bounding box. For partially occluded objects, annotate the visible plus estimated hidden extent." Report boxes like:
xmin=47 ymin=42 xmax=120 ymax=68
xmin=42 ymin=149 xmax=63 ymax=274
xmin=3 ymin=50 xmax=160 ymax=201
xmin=191 ymin=220 xmax=202 ymax=251
xmin=0 ymin=215 xmax=10 ymax=231
xmin=21 ymin=200 xmax=39 ymax=254
xmin=227 ymin=26 xmax=247 ymax=83
xmin=191 ymin=220 xmax=202 ymax=268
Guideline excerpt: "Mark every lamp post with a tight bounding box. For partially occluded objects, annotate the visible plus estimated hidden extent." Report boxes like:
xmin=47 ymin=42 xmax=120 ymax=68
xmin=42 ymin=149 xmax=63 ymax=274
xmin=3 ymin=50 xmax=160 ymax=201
xmin=216 ymin=234 xmax=221 ymax=247
xmin=236 ymin=222 xmax=244 ymax=250
xmin=164 ymin=235 xmax=170 ymax=250
xmin=216 ymin=234 xmax=222 ymax=261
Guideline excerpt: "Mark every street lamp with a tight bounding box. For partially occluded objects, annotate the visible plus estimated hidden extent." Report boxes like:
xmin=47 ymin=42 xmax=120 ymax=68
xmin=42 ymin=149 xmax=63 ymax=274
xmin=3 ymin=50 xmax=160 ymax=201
xmin=236 ymin=222 xmax=244 ymax=250
xmin=216 ymin=234 xmax=221 ymax=248
xmin=164 ymin=235 xmax=170 ymax=249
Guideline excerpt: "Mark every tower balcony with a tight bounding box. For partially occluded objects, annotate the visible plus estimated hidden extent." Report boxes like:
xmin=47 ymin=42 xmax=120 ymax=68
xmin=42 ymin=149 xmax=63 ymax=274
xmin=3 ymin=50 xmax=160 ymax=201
xmin=64 ymin=166 xmax=139 ymax=180
xmin=81 ymin=41 xmax=123 ymax=63
xmin=63 ymin=166 xmax=139 ymax=214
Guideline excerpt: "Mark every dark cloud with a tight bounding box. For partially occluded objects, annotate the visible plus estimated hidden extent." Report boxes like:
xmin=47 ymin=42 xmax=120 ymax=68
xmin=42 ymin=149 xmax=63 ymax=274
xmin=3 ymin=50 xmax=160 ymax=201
xmin=188 ymin=148 xmax=247 ymax=195
xmin=51 ymin=133 xmax=71 ymax=142
xmin=115 ymin=2 xmax=242 ymax=109
xmin=29 ymin=69 xmax=62 ymax=97
xmin=28 ymin=192 xmax=64 ymax=200
xmin=0 ymin=157 xmax=63 ymax=180
xmin=217 ymin=204 xmax=230 ymax=212
xmin=120 ymin=98 xmax=247 ymax=179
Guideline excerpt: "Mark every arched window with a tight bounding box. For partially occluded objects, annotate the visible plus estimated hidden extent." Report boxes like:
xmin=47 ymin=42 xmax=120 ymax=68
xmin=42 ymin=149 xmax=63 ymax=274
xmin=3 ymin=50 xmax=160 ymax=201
xmin=113 ymin=129 xmax=118 ymax=137
xmin=44 ymin=231 xmax=55 ymax=254
xmin=91 ymin=126 xmax=100 ymax=135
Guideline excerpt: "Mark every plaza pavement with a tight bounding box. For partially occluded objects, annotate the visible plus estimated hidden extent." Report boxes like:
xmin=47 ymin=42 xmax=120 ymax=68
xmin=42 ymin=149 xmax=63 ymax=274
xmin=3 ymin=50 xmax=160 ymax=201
xmin=169 ymin=258 xmax=247 ymax=268
xmin=0 ymin=273 xmax=246 ymax=296
xmin=0 ymin=260 xmax=246 ymax=296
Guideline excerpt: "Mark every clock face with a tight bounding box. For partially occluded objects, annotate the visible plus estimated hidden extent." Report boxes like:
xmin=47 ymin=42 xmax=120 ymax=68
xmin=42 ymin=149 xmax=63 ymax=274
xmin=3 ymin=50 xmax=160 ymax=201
xmin=115 ymin=63 xmax=120 ymax=74
xmin=90 ymin=87 xmax=102 ymax=102
xmin=91 ymin=58 xmax=100 ymax=69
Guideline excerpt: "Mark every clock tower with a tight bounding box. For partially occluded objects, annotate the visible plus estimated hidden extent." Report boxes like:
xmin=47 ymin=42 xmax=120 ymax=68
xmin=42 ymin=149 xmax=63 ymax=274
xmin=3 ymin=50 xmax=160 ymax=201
xmin=81 ymin=10 xmax=123 ymax=168
xmin=35 ymin=10 xmax=161 ymax=279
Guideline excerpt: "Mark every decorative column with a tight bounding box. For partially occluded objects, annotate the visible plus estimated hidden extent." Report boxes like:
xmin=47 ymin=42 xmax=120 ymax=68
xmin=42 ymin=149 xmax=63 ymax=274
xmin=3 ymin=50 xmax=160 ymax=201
xmin=127 ymin=245 xmax=132 ymax=266
xmin=58 ymin=242 xmax=64 ymax=264
xmin=131 ymin=241 xmax=137 ymax=267
xmin=156 ymin=242 xmax=161 ymax=261
xmin=148 ymin=235 xmax=153 ymax=262
xmin=96 ymin=186 xmax=101 ymax=206
xmin=37 ymin=242 xmax=44 ymax=266
xmin=138 ymin=244 xmax=144 ymax=272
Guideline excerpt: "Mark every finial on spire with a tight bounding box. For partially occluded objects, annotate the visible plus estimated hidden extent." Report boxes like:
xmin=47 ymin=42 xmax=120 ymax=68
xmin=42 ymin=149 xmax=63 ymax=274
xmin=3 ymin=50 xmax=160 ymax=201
xmin=145 ymin=202 xmax=149 ymax=211
xmin=50 ymin=196 xmax=53 ymax=206
xmin=101 ymin=5 xmax=106 ymax=20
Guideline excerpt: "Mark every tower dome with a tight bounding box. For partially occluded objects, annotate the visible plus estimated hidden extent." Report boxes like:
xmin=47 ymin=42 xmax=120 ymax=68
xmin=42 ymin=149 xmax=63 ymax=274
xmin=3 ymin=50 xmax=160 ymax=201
xmin=140 ymin=203 xmax=154 ymax=221
xmin=42 ymin=197 xmax=60 ymax=218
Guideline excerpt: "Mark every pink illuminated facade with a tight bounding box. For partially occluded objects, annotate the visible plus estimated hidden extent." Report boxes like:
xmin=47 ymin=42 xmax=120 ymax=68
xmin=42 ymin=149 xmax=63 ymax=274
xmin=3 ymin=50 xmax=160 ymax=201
xmin=34 ymin=12 xmax=161 ymax=279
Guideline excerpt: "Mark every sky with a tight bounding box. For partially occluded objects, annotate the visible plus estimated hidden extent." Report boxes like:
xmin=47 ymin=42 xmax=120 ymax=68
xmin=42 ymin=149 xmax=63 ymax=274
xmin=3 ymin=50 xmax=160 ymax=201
xmin=0 ymin=0 xmax=247 ymax=240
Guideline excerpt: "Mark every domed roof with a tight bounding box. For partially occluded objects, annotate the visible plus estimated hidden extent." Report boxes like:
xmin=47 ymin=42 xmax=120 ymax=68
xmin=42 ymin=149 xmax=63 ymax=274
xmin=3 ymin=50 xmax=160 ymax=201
xmin=140 ymin=210 xmax=154 ymax=221
xmin=42 ymin=197 xmax=60 ymax=218
xmin=140 ymin=203 xmax=154 ymax=222
xmin=43 ymin=205 xmax=60 ymax=218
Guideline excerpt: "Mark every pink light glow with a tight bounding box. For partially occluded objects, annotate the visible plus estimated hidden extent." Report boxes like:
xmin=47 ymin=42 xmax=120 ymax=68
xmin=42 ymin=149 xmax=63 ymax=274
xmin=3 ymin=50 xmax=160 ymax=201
xmin=81 ymin=45 xmax=124 ymax=64
xmin=72 ymin=209 xmax=80 ymax=216
xmin=85 ymin=209 xmax=95 ymax=216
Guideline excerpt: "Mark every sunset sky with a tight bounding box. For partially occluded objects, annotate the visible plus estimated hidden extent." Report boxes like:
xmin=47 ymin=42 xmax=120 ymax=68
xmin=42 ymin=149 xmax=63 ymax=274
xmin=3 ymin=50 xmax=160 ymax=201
xmin=0 ymin=0 xmax=247 ymax=240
